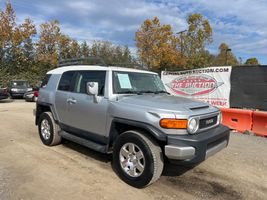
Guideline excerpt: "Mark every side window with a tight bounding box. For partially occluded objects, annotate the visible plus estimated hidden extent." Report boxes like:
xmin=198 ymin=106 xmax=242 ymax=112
xmin=58 ymin=71 xmax=75 ymax=91
xmin=73 ymin=71 xmax=106 ymax=96
xmin=41 ymin=74 xmax=52 ymax=88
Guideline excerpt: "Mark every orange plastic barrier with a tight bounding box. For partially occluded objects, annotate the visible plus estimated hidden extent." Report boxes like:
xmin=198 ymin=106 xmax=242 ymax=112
xmin=220 ymin=108 xmax=253 ymax=133
xmin=252 ymin=111 xmax=267 ymax=136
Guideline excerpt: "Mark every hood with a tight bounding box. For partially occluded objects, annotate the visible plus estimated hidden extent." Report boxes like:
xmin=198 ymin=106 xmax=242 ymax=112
xmin=117 ymin=94 xmax=211 ymax=112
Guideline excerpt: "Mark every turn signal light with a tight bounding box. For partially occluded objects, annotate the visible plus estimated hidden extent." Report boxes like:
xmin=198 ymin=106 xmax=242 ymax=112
xmin=160 ymin=119 xmax=187 ymax=129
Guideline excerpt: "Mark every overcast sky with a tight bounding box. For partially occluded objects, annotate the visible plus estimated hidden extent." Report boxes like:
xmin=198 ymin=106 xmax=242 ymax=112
xmin=1 ymin=0 xmax=266 ymax=64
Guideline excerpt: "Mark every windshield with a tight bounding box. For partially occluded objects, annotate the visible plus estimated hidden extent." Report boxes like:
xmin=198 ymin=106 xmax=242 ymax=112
xmin=11 ymin=81 xmax=29 ymax=88
xmin=113 ymin=71 xmax=167 ymax=94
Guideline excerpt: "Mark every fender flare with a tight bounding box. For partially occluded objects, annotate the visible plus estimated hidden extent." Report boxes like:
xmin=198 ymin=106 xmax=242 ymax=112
xmin=35 ymin=102 xmax=59 ymax=125
xmin=109 ymin=118 xmax=167 ymax=144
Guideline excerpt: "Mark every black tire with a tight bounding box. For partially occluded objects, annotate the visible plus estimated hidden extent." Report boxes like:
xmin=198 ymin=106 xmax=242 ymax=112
xmin=112 ymin=130 xmax=164 ymax=188
xmin=38 ymin=112 xmax=62 ymax=146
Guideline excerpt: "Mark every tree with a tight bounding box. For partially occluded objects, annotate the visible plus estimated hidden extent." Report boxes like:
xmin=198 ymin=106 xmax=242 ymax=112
xmin=122 ymin=46 xmax=132 ymax=63
xmin=0 ymin=2 xmax=36 ymax=76
xmin=183 ymin=13 xmax=213 ymax=68
xmin=90 ymin=40 xmax=135 ymax=66
xmin=70 ymin=40 xmax=81 ymax=58
xmin=58 ymin=34 xmax=71 ymax=60
xmin=245 ymin=57 xmax=259 ymax=65
xmin=213 ymin=43 xmax=239 ymax=66
xmin=0 ymin=2 xmax=15 ymax=62
xmin=36 ymin=20 xmax=61 ymax=66
xmin=80 ymin=41 xmax=90 ymax=58
xmin=135 ymin=17 xmax=186 ymax=71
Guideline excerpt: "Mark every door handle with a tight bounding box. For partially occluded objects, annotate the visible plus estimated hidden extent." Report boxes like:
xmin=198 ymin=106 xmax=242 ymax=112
xmin=67 ymin=98 xmax=77 ymax=104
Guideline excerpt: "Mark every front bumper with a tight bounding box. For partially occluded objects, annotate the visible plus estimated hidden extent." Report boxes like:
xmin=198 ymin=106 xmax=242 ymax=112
xmin=164 ymin=124 xmax=230 ymax=165
xmin=10 ymin=92 xmax=25 ymax=97
xmin=0 ymin=94 xmax=9 ymax=100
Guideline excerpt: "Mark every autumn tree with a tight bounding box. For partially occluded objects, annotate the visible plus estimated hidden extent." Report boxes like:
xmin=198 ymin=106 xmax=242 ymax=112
xmin=135 ymin=17 xmax=185 ymax=71
xmin=213 ymin=43 xmax=239 ymax=66
xmin=245 ymin=57 xmax=259 ymax=65
xmin=36 ymin=20 xmax=61 ymax=66
xmin=0 ymin=2 xmax=36 ymax=78
xmin=183 ymin=13 xmax=213 ymax=68
xmin=58 ymin=34 xmax=72 ymax=60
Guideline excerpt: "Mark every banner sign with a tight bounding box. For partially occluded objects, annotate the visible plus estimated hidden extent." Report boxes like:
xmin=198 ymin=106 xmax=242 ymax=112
xmin=161 ymin=66 xmax=232 ymax=108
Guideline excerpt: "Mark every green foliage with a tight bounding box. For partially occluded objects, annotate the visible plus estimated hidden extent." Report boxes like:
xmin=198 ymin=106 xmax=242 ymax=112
xmin=183 ymin=13 xmax=213 ymax=68
xmin=90 ymin=40 xmax=135 ymax=66
xmin=212 ymin=43 xmax=239 ymax=66
xmin=245 ymin=57 xmax=259 ymax=65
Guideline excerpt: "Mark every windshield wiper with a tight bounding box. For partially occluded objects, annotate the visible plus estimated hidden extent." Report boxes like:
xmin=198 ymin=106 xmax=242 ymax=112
xmin=154 ymin=90 xmax=170 ymax=94
xmin=138 ymin=90 xmax=170 ymax=95
xmin=117 ymin=90 xmax=138 ymax=94
xmin=117 ymin=90 xmax=170 ymax=95
xmin=136 ymin=90 xmax=157 ymax=95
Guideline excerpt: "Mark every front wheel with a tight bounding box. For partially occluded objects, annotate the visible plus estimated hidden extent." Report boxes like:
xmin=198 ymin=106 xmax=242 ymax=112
xmin=112 ymin=130 xmax=164 ymax=188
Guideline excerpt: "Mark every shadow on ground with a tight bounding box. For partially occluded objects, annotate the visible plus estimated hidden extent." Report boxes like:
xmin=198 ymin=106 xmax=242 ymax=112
xmin=62 ymin=139 xmax=112 ymax=163
xmin=0 ymin=98 xmax=14 ymax=103
xmin=61 ymin=140 xmax=245 ymax=200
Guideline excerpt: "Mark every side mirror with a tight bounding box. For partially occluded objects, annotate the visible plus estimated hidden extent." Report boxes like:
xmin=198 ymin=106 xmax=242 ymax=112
xmin=86 ymin=82 xmax=99 ymax=96
xmin=86 ymin=82 xmax=100 ymax=103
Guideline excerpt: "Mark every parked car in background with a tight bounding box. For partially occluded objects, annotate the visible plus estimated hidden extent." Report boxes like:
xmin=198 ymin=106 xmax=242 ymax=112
xmin=9 ymin=80 xmax=32 ymax=98
xmin=24 ymin=89 xmax=39 ymax=102
xmin=0 ymin=83 xmax=9 ymax=100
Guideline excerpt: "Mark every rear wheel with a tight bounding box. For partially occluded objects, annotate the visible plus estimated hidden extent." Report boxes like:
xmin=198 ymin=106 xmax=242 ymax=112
xmin=113 ymin=130 xmax=164 ymax=188
xmin=38 ymin=112 xmax=61 ymax=146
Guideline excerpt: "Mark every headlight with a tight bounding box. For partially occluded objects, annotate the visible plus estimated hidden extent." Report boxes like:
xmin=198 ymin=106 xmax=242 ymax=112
xmin=11 ymin=88 xmax=18 ymax=92
xmin=187 ymin=118 xmax=199 ymax=134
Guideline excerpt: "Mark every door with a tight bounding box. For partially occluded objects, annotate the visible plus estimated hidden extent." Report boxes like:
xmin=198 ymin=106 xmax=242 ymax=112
xmin=66 ymin=70 xmax=108 ymax=141
xmin=55 ymin=71 xmax=75 ymax=125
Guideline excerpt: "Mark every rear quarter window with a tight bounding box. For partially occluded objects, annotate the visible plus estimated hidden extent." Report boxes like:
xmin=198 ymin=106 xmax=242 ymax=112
xmin=41 ymin=74 xmax=52 ymax=88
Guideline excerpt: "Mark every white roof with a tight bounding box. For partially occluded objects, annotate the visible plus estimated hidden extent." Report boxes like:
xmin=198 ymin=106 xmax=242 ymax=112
xmin=47 ymin=65 xmax=156 ymax=75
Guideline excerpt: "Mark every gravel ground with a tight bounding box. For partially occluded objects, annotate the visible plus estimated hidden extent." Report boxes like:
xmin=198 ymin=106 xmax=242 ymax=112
xmin=0 ymin=99 xmax=266 ymax=200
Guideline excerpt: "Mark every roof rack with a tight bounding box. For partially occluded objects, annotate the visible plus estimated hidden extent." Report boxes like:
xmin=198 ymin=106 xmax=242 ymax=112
xmin=58 ymin=57 xmax=106 ymax=67
xmin=108 ymin=62 xmax=144 ymax=69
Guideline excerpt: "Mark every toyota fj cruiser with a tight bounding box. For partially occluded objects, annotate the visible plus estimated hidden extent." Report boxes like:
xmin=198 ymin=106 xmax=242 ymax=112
xmin=35 ymin=65 xmax=230 ymax=188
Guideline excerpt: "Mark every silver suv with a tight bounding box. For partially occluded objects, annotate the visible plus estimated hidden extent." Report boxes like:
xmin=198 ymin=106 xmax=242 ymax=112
xmin=35 ymin=65 xmax=230 ymax=188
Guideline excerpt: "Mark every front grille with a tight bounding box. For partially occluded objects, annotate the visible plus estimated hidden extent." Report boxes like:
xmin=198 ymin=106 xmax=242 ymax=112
xmin=199 ymin=116 xmax=217 ymax=129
